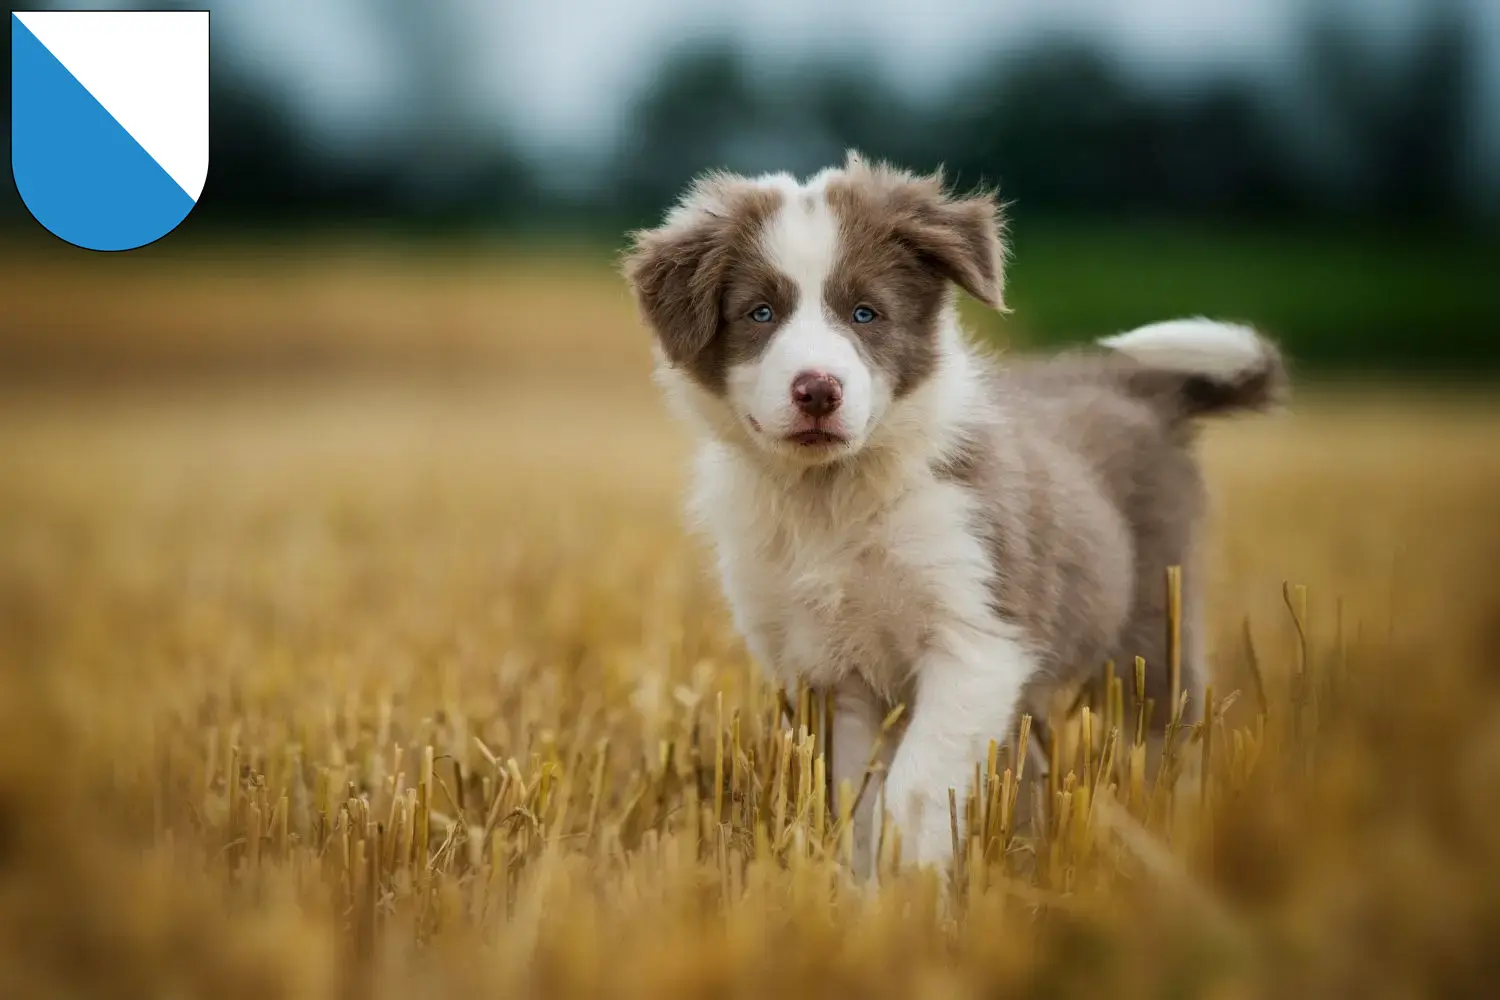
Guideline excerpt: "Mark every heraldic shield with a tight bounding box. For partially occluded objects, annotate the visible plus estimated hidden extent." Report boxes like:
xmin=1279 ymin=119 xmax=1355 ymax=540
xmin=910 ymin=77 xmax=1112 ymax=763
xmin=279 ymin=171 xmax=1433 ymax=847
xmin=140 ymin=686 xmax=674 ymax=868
xmin=11 ymin=10 xmax=209 ymax=251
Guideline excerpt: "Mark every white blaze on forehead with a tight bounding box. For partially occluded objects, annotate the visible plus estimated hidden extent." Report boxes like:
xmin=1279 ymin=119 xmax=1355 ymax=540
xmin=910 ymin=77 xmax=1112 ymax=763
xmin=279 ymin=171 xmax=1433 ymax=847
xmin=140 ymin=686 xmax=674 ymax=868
xmin=760 ymin=188 xmax=840 ymax=297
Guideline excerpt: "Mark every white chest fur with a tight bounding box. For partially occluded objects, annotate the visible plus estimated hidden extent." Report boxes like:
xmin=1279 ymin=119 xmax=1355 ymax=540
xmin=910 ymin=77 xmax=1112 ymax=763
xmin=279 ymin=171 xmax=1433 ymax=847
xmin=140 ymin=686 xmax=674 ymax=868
xmin=689 ymin=443 xmax=999 ymax=704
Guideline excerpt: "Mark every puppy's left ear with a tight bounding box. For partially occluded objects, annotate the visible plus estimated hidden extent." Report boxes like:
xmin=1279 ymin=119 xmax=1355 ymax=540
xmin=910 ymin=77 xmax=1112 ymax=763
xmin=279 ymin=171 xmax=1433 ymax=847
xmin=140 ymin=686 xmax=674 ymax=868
xmin=902 ymin=182 xmax=1008 ymax=312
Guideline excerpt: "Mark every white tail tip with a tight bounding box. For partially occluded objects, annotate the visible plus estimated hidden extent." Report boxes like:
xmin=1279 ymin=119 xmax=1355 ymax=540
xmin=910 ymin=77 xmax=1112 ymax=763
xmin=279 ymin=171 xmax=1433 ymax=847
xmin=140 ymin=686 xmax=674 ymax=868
xmin=1099 ymin=318 xmax=1267 ymax=382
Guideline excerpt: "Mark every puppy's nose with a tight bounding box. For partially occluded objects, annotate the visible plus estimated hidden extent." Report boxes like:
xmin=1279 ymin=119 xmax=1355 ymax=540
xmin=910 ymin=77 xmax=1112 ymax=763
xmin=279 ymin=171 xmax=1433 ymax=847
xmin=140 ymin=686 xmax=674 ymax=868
xmin=791 ymin=371 xmax=843 ymax=418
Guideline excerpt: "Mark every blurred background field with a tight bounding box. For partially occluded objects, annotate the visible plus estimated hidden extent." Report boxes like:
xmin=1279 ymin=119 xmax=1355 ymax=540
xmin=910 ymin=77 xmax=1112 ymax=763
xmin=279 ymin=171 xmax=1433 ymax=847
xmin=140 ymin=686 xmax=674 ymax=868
xmin=3 ymin=1 xmax=1500 ymax=997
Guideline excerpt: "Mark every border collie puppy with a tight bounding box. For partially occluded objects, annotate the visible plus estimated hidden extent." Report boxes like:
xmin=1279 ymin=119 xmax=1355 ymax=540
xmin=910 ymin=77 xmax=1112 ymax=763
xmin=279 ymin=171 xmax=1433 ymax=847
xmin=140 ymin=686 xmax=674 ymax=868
xmin=622 ymin=151 xmax=1287 ymax=874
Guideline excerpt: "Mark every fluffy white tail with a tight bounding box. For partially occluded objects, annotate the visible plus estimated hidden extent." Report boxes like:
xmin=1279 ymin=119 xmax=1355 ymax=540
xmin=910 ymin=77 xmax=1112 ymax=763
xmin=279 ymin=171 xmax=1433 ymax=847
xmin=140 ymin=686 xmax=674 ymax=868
xmin=1100 ymin=318 xmax=1288 ymax=418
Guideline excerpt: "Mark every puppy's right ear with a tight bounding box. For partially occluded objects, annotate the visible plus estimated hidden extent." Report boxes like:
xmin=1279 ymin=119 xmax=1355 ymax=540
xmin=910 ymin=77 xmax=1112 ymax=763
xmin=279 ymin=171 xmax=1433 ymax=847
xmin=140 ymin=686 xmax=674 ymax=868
xmin=621 ymin=214 xmax=732 ymax=366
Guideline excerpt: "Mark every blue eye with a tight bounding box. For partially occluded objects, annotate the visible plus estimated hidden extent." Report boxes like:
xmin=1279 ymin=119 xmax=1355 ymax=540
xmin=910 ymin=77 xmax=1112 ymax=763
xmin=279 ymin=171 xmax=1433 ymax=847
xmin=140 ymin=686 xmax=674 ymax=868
xmin=749 ymin=304 xmax=774 ymax=323
xmin=852 ymin=305 xmax=877 ymax=324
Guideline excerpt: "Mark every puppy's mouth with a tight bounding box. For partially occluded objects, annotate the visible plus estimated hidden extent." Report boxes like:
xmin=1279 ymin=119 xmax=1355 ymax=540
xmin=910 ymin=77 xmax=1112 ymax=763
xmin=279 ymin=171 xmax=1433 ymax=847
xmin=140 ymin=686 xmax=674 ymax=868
xmin=783 ymin=429 xmax=846 ymax=448
xmin=745 ymin=415 xmax=849 ymax=452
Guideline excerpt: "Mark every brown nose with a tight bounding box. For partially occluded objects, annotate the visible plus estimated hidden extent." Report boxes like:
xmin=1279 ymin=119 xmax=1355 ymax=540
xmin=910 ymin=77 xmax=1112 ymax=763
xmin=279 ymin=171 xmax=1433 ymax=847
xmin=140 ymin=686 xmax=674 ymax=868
xmin=791 ymin=372 xmax=843 ymax=418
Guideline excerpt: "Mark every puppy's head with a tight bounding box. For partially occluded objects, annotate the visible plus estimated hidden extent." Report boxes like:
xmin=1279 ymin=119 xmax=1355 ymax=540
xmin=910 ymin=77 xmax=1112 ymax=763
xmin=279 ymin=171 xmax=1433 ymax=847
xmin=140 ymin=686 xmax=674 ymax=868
xmin=622 ymin=152 xmax=1006 ymax=466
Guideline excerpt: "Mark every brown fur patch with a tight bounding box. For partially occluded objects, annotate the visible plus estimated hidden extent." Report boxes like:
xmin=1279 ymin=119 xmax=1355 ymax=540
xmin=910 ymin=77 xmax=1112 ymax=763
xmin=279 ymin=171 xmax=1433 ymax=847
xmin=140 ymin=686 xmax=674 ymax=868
xmin=828 ymin=153 xmax=1008 ymax=311
xmin=1125 ymin=349 xmax=1291 ymax=421
xmin=620 ymin=176 xmax=786 ymax=394
xmin=823 ymin=183 xmax=945 ymax=398
xmin=823 ymin=153 xmax=1008 ymax=397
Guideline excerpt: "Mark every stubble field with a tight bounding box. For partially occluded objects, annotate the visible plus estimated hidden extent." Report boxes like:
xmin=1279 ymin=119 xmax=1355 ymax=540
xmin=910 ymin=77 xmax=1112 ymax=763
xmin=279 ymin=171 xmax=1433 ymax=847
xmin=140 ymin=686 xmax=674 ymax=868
xmin=3 ymin=247 xmax=1500 ymax=999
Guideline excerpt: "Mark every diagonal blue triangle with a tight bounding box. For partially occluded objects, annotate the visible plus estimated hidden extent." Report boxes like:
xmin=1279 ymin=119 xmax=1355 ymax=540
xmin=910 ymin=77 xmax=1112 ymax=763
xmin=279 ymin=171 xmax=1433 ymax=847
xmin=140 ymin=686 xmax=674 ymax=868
xmin=11 ymin=14 xmax=198 ymax=251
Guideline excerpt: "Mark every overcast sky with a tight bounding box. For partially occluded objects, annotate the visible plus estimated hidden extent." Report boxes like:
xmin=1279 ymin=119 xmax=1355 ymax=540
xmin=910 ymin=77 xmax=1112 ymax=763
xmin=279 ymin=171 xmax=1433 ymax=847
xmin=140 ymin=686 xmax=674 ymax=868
xmin=62 ymin=0 xmax=1498 ymax=174
xmin=198 ymin=0 xmax=1490 ymax=144
xmin=489 ymin=0 xmax=1311 ymax=143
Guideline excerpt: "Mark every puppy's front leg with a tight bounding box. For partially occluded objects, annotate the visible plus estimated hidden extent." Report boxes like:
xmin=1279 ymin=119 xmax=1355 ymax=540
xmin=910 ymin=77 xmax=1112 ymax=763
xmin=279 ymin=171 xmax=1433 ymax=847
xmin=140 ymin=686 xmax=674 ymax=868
xmin=828 ymin=674 xmax=889 ymax=877
xmin=883 ymin=626 xmax=1037 ymax=871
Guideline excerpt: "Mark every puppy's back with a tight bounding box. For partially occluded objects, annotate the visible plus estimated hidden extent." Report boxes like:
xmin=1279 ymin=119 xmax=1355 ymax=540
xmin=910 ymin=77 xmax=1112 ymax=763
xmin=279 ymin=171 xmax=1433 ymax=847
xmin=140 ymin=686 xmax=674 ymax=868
xmin=998 ymin=321 xmax=1288 ymax=533
xmin=995 ymin=321 xmax=1288 ymax=717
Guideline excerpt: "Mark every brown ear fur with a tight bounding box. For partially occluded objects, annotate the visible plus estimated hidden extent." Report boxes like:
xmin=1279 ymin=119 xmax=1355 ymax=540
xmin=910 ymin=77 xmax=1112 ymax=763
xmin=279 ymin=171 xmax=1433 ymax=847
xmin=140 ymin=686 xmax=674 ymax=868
xmin=621 ymin=174 xmax=784 ymax=366
xmin=621 ymin=216 xmax=730 ymax=365
xmin=841 ymin=151 xmax=1008 ymax=311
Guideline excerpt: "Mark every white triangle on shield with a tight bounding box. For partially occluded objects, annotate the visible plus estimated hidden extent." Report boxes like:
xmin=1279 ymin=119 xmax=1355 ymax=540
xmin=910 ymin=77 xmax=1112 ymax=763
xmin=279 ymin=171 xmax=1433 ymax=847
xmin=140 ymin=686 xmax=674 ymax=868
xmin=14 ymin=10 xmax=208 ymax=202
